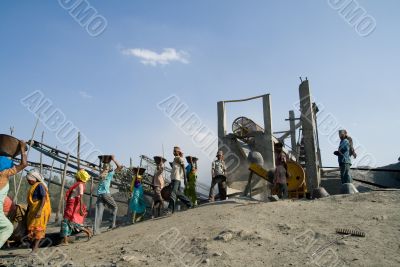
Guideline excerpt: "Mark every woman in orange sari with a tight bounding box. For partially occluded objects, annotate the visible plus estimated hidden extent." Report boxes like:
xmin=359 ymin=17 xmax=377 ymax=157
xmin=26 ymin=169 xmax=51 ymax=253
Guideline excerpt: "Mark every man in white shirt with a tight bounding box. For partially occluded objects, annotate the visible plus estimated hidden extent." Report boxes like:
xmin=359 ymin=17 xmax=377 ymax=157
xmin=209 ymin=151 xmax=228 ymax=201
xmin=167 ymin=147 xmax=192 ymax=214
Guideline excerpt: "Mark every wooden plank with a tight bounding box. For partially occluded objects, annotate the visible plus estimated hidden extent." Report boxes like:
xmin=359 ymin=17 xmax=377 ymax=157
xmin=55 ymin=153 xmax=70 ymax=223
xmin=249 ymin=163 xmax=268 ymax=179
xmin=248 ymin=163 xmax=274 ymax=184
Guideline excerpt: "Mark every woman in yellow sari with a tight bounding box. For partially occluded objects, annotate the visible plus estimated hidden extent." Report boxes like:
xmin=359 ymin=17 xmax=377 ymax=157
xmin=26 ymin=169 xmax=51 ymax=253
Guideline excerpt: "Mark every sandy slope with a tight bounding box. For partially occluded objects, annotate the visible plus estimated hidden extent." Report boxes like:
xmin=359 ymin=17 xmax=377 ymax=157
xmin=1 ymin=191 xmax=400 ymax=267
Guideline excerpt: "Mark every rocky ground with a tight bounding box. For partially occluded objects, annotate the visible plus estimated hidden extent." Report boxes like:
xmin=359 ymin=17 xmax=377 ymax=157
xmin=1 ymin=191 xmax=400 ymax=267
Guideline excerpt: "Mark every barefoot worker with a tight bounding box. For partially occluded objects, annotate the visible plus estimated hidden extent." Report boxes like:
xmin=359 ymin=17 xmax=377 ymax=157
xmin=273 ymin=143 xmax=288 ymax=199
xmin=184 ymin=156 xmax=198 ymax=206
xmin=25 ymin=169 xmax=51 ymax=253
xmin=167 ymin=147 xmax=192 ymax=214
xmin=152 ymin=157 xmax=166 ymax=218
xmin=60 ymin=169 xmax=93 ymax=245
xmin=0 ymin=141 xmax=27 ymax=249
xmin=129 ymin=169 xmax=146 ymax=224
xmin=94 ymin=155 xmax=122 ymax=235
xmin=209 ymin=151 xmax=227 ymax=201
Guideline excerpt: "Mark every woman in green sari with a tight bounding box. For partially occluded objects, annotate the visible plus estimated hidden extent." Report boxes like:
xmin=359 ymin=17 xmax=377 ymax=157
xmin=184 ymin=156 xmax=198 ymax=206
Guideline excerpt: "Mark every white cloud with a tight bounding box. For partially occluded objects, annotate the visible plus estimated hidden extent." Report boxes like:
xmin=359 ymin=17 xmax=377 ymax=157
xmin=122 ymin=48 xmax=190 ymax=66
xmin=79 ymin=91 xmax=93 ymax=99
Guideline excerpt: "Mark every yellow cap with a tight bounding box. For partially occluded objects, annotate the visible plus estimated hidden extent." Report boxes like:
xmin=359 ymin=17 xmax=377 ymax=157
xmin=76 ymin=169 xmax=91 ymax=183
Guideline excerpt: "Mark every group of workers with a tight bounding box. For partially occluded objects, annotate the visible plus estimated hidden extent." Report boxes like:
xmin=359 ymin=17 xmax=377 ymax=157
xmin=272 ymin=129 xmax=357 ymax=199
xmin=0 ymin=140 xmax=85 ymax=253
xmin=128 ymin=146 xmax=227 ymax=220
xmin=0 ymin=129 xmax=354 ymax=257
xmin=0 ymin=141 xmax=54 ymax=254
xmin=0 ymin=143 xmax=229 ymax=257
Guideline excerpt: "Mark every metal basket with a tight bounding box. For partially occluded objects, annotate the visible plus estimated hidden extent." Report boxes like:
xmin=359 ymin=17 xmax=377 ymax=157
xmin=0 ymin=134 xmax=23 ymax=158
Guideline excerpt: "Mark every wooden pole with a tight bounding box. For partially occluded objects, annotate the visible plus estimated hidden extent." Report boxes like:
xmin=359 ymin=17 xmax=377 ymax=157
xmin=89 ymin=174 xmax=95 ymax=217
xmin=39 ymin=131 xmax=44 ymax=174
xmin=12 ymin=175 xmax=17 ymax=197
xmin=15 ymin=116 xmax=40 ymax=203
xmin=89 ymin=159 xmax=100 ymax=217
xmin=10 ymin=127 xmax=17 ymax=196
xmin=26 ymin=117 xmax=40 ymax=160
xmin=77 ymin=132 xmax=81 ymax=169
xmin=47 ymin=146 xmax=57 ymax=190
xmin=289 ymin=110 xmax=298 ymax=160
xmin=55 ymin=153 xmax=70 ymax=223
xmin=162 ymin=144 xmax=166 ymax=178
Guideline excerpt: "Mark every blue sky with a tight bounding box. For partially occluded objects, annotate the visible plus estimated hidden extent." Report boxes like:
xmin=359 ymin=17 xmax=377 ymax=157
xmin=1 ymin=0 xmax=399 ymax=183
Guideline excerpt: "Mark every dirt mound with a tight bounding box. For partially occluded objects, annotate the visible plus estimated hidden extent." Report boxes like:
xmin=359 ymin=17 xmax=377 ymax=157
xmin=1 ymin=191 xmax=400 ymax=267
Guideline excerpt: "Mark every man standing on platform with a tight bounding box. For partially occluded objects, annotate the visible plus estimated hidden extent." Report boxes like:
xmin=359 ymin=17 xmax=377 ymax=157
xmin=334 ymin=130 xmax=353 ymax=184
xmin=273 ymin=143 xmax=288 ymax=199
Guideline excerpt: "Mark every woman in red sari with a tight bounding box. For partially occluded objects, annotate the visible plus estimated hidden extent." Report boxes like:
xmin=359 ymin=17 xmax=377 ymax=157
xmin=60 ymin=169 xmax=92 ymax=245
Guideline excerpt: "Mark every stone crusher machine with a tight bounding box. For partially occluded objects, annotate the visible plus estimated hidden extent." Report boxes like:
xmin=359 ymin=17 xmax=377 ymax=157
xmin=219 ymin=80 xmax=325 ymax=199
xmin=231 ymin=116 xmax=308 ymax=199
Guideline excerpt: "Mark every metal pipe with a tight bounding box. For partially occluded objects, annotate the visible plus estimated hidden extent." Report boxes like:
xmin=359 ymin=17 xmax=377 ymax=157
xmin=223 ymin=94 xmax=267 ymax=103
xmin=322 ymin=167 xmax=400 ymax=173
xmin=278 ymin=122 xmax=301 ymax=141
xmin=352 ymin=178 xmax=388 ymax=189
xmin=29 ymin=140 xmax=98 ymax=169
